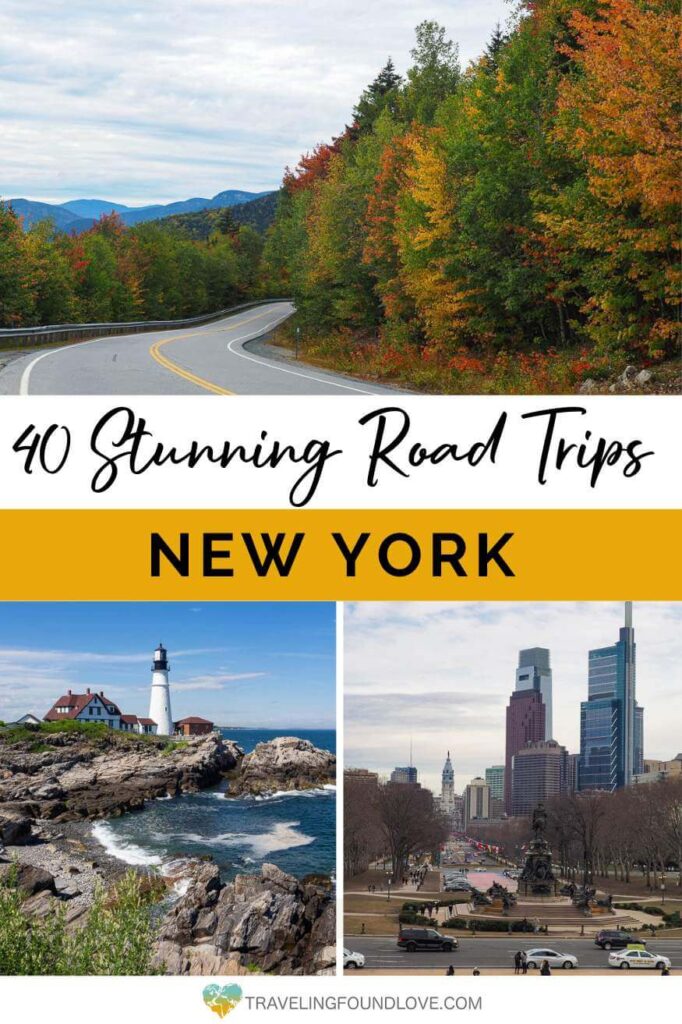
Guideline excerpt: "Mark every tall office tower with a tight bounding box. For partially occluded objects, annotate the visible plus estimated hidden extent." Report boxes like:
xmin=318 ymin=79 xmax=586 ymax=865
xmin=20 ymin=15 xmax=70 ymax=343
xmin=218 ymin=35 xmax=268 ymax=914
xmin=580 ymin=602 xmax=644 ymax=791
xmin=485 ymin=765 xmax=505 ymax=802
xmin=567 ymin=753 xmax=580 ymax=793
xmin=464 ymin=778 xmax=491 ymax=827
xmin=516 ymin=648 xmax=553 ymax=740
xmin=504 ymin=689 xmax=546 ymax=814
xmin=390 ymin=766 xmax=418 ymax=784
xmin=441 ymin=751 xmax=455 ymax=816
xmin=511 ymin=740 xmax=568 ymax=816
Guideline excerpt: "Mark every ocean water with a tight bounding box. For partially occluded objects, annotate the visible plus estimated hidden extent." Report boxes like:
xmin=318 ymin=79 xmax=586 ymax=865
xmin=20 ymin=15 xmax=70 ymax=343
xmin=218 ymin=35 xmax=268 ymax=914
xmin=94 ymin=728 xmax=336 ymax=881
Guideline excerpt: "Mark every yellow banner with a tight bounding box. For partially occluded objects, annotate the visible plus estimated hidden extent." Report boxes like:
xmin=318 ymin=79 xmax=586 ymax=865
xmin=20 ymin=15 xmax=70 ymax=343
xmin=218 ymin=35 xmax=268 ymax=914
xmin=0 ymin=509 xmax=678 ymax=600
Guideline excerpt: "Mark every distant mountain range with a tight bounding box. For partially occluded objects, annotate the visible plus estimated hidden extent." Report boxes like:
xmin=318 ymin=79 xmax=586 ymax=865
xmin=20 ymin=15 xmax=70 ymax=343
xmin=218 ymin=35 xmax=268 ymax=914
xmin=160 ymin=192 xmax=280 ymax=239
xmin=7 ymin=190 xmax=274 ymax=233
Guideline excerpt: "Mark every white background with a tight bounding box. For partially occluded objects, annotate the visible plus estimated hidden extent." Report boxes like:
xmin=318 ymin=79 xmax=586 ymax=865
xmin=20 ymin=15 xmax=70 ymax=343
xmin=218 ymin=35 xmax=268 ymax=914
xmin=0 ymin=396 xmax=678 ymax=509
xmin=0 ymin=974 xmax=675 ymax=1023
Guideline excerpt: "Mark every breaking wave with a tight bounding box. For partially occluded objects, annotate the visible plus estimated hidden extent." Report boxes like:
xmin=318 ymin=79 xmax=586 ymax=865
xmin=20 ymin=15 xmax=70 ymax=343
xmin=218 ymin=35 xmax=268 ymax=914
xmin=92 ymin=821 xmax=162 ymax=867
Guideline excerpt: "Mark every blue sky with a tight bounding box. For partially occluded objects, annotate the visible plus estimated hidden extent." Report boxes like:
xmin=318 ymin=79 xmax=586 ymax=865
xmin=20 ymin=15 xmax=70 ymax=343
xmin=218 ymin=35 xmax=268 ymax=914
xmin=1 ymin=0 xmax=512 ymax=204
xmin=345 ymin=602 xmax=682 ymax=793
xmin=0 ymin=602 xmax=336 ymax=727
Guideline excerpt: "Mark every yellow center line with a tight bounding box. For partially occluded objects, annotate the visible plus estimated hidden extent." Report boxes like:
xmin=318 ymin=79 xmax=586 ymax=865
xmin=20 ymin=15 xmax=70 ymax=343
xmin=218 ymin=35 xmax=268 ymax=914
xmin=148 ymin=311 xmax=274 ymax=395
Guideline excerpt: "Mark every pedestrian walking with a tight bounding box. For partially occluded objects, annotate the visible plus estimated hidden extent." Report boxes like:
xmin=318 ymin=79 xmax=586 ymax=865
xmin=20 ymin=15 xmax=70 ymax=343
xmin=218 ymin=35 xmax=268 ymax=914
xmin=361 ymin=922 xmax=365 ymax=935
xmin=521 ymin=951 xmax=528 ymax=975
xmin=540 ymin=960 xmax=551 ymax=976
xmin=661 ymin=965 xmax=670 ymax=976
xmin=446 ymin=965 xmax=455 ymax=976
xmin=514 ymin=951 xmax=522 ymax=975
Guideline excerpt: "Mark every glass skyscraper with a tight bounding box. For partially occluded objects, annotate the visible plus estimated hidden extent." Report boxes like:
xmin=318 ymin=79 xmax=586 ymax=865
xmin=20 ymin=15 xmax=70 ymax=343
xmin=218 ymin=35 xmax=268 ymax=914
xmin=579 ymin=602 xmax=644 ymax=791
xmin=516 ymin=648 xmax=553 ymax=740
xmin=485 ymin=765 xmax=505 ymax=802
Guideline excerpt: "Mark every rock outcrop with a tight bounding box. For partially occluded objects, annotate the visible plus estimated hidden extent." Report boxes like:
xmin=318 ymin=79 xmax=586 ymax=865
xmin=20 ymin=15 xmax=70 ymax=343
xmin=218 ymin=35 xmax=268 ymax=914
xmin=227 ymin=737 xmax=335 ymax=797
xmin=0 ymin=861 xmax=57 ymax=896
xmin=153 ymin=861 xmax=335 ymax=976
xmin=0 ymin=731 xmax=243 ymax=822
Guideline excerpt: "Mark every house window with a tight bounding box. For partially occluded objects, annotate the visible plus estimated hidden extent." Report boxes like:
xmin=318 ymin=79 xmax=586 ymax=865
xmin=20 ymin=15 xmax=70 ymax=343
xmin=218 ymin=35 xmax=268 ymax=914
xmin=89 ymin=708 xmax=93 ymax=716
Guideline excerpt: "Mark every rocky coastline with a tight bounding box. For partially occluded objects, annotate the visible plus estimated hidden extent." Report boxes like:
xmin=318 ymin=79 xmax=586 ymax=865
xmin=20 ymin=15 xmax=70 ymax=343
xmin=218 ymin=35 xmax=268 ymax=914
xmin=154 ymin=860 xmax=335 ymax=976
xmin=225 ymin=736 xmax=336 ymax=797
xmin=0 ymin=726 xmax=336 ymax=975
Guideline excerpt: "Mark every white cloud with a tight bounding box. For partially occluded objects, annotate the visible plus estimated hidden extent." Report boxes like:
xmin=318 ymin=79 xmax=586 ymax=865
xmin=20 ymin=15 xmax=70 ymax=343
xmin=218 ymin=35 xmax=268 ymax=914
xmin=172 ymin=672 xmax=267 ymax=692
xmin=344 ymin=602 xmax=682 ymax=794
xmin=0 ymin=0 xmax=512 ymax=202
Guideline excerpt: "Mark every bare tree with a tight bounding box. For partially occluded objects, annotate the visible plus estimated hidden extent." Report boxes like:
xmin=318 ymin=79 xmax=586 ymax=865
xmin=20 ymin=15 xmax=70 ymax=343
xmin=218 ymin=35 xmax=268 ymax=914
xmin=344 ymin=777 xmax=383 ymax=878
xmin=375 ymin=783 xmax=450 ymax=882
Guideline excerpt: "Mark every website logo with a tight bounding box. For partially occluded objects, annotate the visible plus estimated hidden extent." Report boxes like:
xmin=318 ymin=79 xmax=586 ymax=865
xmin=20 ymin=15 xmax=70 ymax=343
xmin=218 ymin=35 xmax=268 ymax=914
xmin=203 ymin=983 xmax=243 ymax=1018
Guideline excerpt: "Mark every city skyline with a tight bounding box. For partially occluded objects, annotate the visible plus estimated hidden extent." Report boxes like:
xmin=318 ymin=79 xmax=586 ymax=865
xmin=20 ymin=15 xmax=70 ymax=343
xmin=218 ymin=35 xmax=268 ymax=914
xmin=0 ymin=602 xmax=336 ymax=728
xmin=344 ymin=602 xmax=682 ymax=793
xmin=3 ymin=1 xmax=511 ymax=203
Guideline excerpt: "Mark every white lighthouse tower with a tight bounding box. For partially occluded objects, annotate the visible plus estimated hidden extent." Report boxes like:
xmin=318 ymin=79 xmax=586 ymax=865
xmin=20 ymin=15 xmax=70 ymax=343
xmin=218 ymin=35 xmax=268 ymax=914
xmin=149 ymin=642 xmax=173 ymax=736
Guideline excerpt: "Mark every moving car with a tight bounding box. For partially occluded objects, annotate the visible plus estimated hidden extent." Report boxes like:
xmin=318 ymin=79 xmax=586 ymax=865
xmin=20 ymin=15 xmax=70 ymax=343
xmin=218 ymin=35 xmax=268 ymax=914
xmin=343 ymin=948 xmax=365 ymax=969
xmin=594 ymin=930 xmax=646 ymax=950
xmin=397 ymin=928 xmax=458 ymax=952
xmin=608 ymin=949 xmax=671 ymax=970
xmin=524 ymin=948 xmax=579 ymax=970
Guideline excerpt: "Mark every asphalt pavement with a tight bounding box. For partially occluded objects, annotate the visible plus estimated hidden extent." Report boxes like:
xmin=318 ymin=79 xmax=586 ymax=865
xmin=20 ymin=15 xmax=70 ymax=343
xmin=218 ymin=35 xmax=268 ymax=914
xmin=345 ymin=936 xmax=682 ymax=972
xmin=0 ymin=302 xmax=399 ymax=395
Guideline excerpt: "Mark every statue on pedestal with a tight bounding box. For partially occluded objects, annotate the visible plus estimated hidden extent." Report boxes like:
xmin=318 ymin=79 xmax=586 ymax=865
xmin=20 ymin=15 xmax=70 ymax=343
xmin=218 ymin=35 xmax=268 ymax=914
xmin=520 ymin=802 xmax=556 ymax=895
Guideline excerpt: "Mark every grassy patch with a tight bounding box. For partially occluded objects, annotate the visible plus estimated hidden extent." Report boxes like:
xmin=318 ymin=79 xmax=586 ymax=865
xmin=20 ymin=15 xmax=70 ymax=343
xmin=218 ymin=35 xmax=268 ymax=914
xmin=0 ymin=721 xmax=112 ymax=746
xmin=160 ymin=740 xmax=189 ymax=756
xmin=344 ymin=916 xmax=399 ymax=936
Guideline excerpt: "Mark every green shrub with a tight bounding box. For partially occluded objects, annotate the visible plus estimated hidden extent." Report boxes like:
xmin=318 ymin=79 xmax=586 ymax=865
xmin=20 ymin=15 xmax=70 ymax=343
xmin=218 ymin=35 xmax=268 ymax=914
xmin=0 ymin=869 xmax=161 ymax=975
xmin=398 ymin=912 xmax=431 ymax=926
xmin=460 ymin=918 xmax=535 ymax=933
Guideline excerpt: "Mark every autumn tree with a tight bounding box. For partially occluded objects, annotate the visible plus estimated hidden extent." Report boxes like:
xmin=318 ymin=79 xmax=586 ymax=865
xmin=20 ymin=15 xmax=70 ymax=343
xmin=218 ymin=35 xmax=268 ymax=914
xmin=543 ymin=0 xmax=681 ymax=355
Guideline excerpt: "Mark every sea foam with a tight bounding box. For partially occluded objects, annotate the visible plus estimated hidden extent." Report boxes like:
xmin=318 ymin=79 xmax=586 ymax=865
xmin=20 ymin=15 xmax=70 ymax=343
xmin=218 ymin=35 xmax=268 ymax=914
xmin=173 ymin=821 xmax=314 ymax=856
xmin=92 ymin=821 xmax=162 ymax=867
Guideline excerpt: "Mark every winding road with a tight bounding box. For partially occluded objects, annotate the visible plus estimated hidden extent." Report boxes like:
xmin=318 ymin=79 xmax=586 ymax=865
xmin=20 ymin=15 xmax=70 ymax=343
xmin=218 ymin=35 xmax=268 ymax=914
xmin=0 ymin=302 xmax=398 ymax=396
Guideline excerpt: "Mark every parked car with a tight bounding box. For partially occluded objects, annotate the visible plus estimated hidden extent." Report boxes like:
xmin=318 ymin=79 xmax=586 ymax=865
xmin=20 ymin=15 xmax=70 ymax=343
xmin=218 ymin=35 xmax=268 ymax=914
xmin=343 ymin=948 xmax=365 ymax=969
xmin=608 ymin=949 xmax=671 ymax=970
xmin=397 ymin=928 xmax=458 ymax=952
xmin=595 ymin=930 xmax=646 ymax=950
xmin=524 ymin=948 xmax=578 ymax=970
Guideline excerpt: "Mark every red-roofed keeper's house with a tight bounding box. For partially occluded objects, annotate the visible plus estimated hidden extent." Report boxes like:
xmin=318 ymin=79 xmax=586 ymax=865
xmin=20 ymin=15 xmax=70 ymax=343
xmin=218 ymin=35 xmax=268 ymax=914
xmin=44 ymin=689 xmax=157 ymax=734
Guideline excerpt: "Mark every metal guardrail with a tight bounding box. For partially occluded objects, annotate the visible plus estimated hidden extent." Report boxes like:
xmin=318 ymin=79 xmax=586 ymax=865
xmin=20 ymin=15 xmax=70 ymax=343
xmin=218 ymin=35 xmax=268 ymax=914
xmin=0 ymin=298 xmax=293 ymax=347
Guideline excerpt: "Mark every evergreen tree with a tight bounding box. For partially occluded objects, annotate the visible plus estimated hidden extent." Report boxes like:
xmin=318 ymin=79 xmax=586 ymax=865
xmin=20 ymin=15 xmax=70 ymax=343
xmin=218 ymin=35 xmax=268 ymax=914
xmin=353 ymin=58 xmax=403 ymax=133
xmin=483 ymin=22 xmax=508 ymax=73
